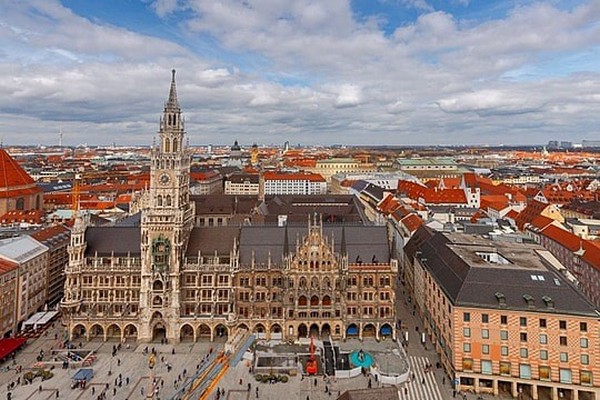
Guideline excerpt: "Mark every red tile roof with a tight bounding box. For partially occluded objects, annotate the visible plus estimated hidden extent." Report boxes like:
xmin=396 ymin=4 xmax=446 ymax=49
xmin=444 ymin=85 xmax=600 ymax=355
xmin=0 ymin=149 xmax=35 ymax=188
xmin=398 ymin=180 xmax=467 ymax=205
xmin=0 ymin=258 xmax=18 ymax=274
xmin=0 ymin=149 xmax=42 ymax=199
xmin=31 ymin=224 xmax=70 ymax=242
xmin=515 ymin=199 xmax=550 ymax=230
xmin=0 ymin=210 xmax=44 ymax=225
xmin=263 ymin=172 xmax=325 ymax=182
xmin=400 ymin=213 xmax=423 ymax=233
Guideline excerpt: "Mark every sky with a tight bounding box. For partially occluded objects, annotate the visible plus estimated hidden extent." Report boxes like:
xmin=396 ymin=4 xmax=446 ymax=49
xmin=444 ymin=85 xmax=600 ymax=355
xmin=0 ymin=0 xmax=599 ymax=147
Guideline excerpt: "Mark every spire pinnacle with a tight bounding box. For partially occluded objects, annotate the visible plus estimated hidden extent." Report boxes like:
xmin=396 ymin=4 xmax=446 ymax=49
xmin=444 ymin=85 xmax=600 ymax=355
xmin=166 ymin=69 xmax=180 ymax=109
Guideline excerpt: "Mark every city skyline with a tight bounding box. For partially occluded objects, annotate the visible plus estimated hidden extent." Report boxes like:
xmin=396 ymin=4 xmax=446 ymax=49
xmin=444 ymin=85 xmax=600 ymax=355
xmin=1 ymin=0 xmax=599 ymax=146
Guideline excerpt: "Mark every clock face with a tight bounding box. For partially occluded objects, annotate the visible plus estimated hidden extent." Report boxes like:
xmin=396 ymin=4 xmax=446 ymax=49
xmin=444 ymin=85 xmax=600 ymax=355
xmin=159 ymin=173 xmax=171 ymax=185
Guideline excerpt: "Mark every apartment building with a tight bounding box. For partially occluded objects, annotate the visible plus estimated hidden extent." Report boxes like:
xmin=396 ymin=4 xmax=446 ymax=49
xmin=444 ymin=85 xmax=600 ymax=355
xmin=405 ymin=228 xmax=599 ymax=400
xmin=261 ymin=172 xmax=327 ymax=197
xmin=0 ymin=258 xmax=18 ymax=337
xmin=31 ymin=224 xmax=70 ymax=306
xmin=224 ymin=172 xmax=259 ymax=195
xmin=0 ymin=236 xmax=49 ymax=331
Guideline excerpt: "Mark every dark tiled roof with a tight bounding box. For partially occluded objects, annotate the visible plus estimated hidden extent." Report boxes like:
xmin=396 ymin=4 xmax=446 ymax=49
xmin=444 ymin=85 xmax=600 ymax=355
xmin=239 ymin=225 xmax=389 ymax=265
xmin=186 ymin=227 xmax=240 ymax=256
xmin=192 ymin=195 xmax=258 ymax=215
xmin=416 ymin=231 xmax=597 ymax=316
xmin=84 ymin=227 xmax=140 ymax=256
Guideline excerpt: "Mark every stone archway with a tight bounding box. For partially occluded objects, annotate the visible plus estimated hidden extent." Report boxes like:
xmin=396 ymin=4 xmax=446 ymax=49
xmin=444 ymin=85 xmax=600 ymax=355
xmin=298 ymin=323 xmax=308 ymax=338
xmin=322 ymin=295 xmax=331 ymax=306
xmin=363 ymin=323 xmax=376 ymax=338
xmin=180 ymin=324 xmax=195 ymax=342
xmin=198 ymin=324 xmax=211 ymax=340
xmin=152 ymin=322 xmax=166 ymax=342
xmin=106 ymin=324 xmax=121 ymax=341
xmin=89 ymin=324 xmax=104 ymax=340
xmin=254 ymin=323 xmax=266 ymax=339
xmin=321 ymin=323 xmax=331 ymax=339
xmin=214 ymin=324 xmax=228 ymax=341
xmin=72 ymin=324 xmax=86 ymax=340
xmin=380 ymin=323 xmax=393 ymax=338
xmin=309 ymin=323 xmax=320 ymax=338
xmin=346 ymin=323 xmax=359 ymax=338
xmin=123 ymin=324 xmax=138 ymax=341
xmin=237 ymin=323 xmax=250 ymax=332
xmin=270 ymin=324 xmax=283 ymax=340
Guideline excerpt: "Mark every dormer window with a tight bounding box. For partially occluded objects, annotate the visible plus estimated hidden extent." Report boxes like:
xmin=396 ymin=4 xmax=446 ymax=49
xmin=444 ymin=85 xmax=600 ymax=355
xmin=523 ymin=294 xmax=535 ymax=309
xmin=542 ymin=296 xmax=554 ymax=309
xmin=495 ymin=292 xmax=506 ymax=307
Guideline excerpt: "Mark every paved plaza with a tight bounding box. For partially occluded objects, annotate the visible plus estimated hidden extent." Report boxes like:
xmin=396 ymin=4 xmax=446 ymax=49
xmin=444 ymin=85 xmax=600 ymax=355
xmin=0 ymin=281 xmax=517 ymax=400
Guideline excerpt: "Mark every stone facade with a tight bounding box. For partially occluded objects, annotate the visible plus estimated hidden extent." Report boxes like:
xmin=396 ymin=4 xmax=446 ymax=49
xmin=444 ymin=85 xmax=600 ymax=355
xmin=61 ymin=71 xmax=397 ymax=344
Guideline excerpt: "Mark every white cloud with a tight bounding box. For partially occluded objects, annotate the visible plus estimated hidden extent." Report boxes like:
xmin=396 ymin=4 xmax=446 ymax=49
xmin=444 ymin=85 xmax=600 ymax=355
xmin=0 ymin=0 xmax=599 ymax=145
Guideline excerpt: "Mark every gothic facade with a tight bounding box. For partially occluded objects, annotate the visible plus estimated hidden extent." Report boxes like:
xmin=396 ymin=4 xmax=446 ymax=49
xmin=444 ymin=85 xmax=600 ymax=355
xmin=60 ymin=72 xmax=398 ymax=343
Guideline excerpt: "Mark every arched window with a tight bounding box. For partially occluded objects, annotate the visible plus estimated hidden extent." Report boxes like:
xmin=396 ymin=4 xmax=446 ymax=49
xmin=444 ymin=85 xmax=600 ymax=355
xmin=173 ymin=114 xmax=177 ymax=125
xmin=298 ymin=296 xmax=307 ymax=306
xmin=310 ymin=295 xmax=319 ymax=306
xmin=166 ymin=195 xmax=172 ymax=206
xmin=153 ymin=280 xmax=163 ymax=291
xmin=164 ymin=139 xmax=170 ymax=153
xmin=168 ymin=115 xmax=172 ymax=126
xmin=35 ymin=195 xmax=41 ymax=210
xmin=172 ymin=138 xmax=178 ymax=152
xmin=157 ymin=195 xmax=163 ymax=206
xmin=16 ymin=198 xmax=25 ymax=210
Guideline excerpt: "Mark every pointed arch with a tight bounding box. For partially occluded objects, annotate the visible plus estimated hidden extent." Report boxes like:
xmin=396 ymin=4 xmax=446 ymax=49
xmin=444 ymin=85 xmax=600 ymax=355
xmin=322 ymin=295 xmax=331 ymax=306
xmin=164 ymin=138 xmax=170 ymax=152
xmin=172 ymin=138 xmax=178 ymax=152
xmin=106 ymin=324 xmax=121 ymax=341
xmin=198 ymin=324 xmax=211 ymax=338
xmin=166 ymin=195 xmax=172 ymax=206
xmin=180 ymin=324 xmax=195 ymax=342
xmin=298 ymin=295 xmax=307 ymax=306
xmin=157 ymin=195 xmax=163 ymax=207
xmin=310 ymin=295 xmax=319 ymax=306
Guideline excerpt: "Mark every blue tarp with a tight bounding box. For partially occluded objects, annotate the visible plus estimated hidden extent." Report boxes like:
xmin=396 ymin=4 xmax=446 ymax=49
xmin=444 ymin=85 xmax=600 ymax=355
xmin=380 ymin=326 xmax=392 ymax=335
xmin=347 ymin=326 xmax=358 ymax=335
xmin=72 ymin=368 xmax=93 ymax=382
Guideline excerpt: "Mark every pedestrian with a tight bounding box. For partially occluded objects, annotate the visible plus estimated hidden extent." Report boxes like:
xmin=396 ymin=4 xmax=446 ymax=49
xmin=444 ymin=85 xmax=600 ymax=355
xmin=404 ymin=387 xmax=408 ymax=395
xmin=314 ymin=378 xmax=317 ymax=387
xmin=443 ymin=376 xmax=446 ymax=385
xmin=126 ymin=377 xmax=129 ymax=385
xmin=422 ymin=377 xmax=425 ymax=384
xmin=248 ymin=383 xmax=251 ymax=392
xmin=141 ymin=387 xmax=145 ymax=396
xmin=56 ymin=390 xmax=59 ymax=398
xmin=92 ymin=387 xmax=95 ymax=395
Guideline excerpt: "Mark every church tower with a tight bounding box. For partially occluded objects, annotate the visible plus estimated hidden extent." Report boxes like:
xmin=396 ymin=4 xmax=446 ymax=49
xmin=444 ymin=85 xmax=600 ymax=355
xmin=139 ymin=70 xmax=195 ymax=342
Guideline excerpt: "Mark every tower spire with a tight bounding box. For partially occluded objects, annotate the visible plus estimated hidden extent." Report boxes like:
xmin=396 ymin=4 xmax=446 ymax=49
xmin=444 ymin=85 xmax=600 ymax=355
xmin=166 ymin=69 xmax=179 ymax=109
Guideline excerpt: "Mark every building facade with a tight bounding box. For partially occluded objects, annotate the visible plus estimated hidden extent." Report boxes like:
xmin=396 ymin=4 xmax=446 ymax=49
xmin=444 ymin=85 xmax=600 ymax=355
xmin=404 ymin=229 xmax=600 ymax=400
xmin=61 ymin=72 xmax=397 ymax=344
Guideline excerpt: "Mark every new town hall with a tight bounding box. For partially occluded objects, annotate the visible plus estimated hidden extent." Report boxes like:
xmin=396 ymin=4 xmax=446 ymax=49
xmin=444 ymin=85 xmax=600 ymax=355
xmin=60 ymin=71 xmax=398 ymax=343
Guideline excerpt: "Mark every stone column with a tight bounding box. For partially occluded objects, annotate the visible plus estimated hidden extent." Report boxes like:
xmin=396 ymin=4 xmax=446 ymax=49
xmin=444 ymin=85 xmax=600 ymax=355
xmin=474 ymin=377 xmax=480 ymax=394
xmin=492 ymin=379 xmax=499 ymax=396
xmin=551 ymin=387 xmax=558 ymax=400
xmin=532 ymin=384 xmax=538 ymax=400
xmin=512 ymin=381 xmax=518 ymax=398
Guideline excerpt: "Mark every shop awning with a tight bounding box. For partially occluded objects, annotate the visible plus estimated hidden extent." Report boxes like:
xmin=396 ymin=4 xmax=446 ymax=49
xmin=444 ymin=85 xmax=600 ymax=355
xmin=0 ymin=337 xmax=27 ymax=361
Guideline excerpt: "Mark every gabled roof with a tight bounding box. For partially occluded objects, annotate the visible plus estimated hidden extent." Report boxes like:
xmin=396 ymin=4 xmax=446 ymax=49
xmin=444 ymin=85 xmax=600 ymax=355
xmin=515 ymin=199 xmax=550 ymax=230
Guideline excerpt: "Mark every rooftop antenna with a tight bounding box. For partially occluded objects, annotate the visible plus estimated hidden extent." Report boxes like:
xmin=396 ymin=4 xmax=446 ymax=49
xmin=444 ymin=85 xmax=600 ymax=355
xmin=59 ymin=125 xmax=63 ymax=147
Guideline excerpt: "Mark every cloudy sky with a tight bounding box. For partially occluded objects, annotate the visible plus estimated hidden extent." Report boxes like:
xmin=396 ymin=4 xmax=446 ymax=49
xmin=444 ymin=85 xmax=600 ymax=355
xmin=1 ymin=0 xmax=599 ymax=146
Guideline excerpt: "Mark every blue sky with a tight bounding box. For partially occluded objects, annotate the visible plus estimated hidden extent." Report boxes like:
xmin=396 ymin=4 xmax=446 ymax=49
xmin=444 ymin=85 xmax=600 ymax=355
xmin=0 ymin=0 xmax=598 ymax=146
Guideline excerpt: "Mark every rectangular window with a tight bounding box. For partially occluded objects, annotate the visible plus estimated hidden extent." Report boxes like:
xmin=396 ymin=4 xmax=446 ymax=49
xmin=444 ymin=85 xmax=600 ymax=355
xmin=463 ymin=328 xmax=471 ymax=338
xmin=559 ymin=320 xmax=567 ymax=330
xmin=500 ymin=361 xmax=511 ymax=376
xmin=501 ymin=346 xmax=508 ymax=356
xmin=463 ymin=343 xmax=471 ymax=352
xmin=540 ymin=334 xmax=547 ymax=344
xmin=519 ymin=364 xmax=531 ymax=379
xmin=463 ymin=358 xmax=473 ymax=371
xmin=539 ymin=318 xmax=547 ymax=328
xmin=463 ymin=312 xmax=470 ymax=322
xmin=580 ymin=371 xmax=593 ymax=386
xmin=539 ymin=366 xmax=551 ymax=381
xmin=481 ymin=314 xmax=489 ymax=323
xmin=559 ymin=368 xmax=572 ymax=384
xmin=519 ymin=317 xmax=527 ymax=327
xmin=560 ymin=336 xmax=567 ymax=346
xmin=520 ymin=332 xmax=527 ymax=342
xmin=580 ymin=322 xmax=588 ymax=332
xmin=581 ymin=354 xmax=589 ymax=365
xmin=500 ymin=315 xmax=507 ymax=325
xmin=560 ymin=352 xmax=568 ymax=362
xmin=520 ymin=348 xmax=528 ymax=358
xmin=482 ymin=344 xmax=489 ymax=355
xmin=540 ymin=350 xmax=548 ymax=360
xmin=581 ymin=338 xmax=589 ymax=348
xmin=482 ymin=329 xmax=489 ymax=339
xmin=481 ymin=360 xmax=492 ymax=375
xmin=500 ymin=330 xmax=508 ymax=340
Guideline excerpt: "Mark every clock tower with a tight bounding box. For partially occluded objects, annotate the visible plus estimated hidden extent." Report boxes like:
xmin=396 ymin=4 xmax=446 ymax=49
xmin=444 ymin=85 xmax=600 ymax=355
xmin=139 ymin=69 xmax=195 ymax=342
